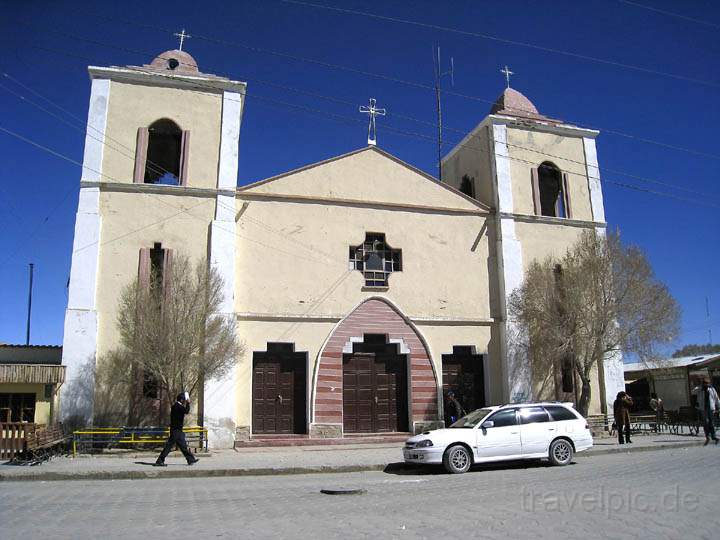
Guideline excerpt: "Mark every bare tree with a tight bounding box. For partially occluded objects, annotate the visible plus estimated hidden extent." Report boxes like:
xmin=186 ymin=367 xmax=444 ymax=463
xmin=509 ymin=230 xmax=679 ymax=416
xmin=98 ymin=253 xmax=242 ymax=424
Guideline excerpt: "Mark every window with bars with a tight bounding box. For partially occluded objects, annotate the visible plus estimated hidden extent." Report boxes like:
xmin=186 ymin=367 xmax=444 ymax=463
xmin=349 ymin=233 xmax=402 ymax=287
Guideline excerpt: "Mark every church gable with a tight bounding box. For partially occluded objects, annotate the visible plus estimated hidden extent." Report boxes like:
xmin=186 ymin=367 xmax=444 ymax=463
xmin=240 ymin=147 xmax=489 ymax=212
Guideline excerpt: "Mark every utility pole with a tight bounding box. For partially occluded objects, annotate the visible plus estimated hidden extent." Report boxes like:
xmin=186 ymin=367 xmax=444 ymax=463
xmin=433 ymin=44 xmax=453 ymax=182
xmin=26 ymin=263 xmax=34 ymax=345
xmin=707 ymin=296 xmax=713 ymax=344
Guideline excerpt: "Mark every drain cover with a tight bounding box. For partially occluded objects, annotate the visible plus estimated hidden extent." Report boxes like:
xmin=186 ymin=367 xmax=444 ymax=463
xmin=320 ymin=488 xmax=367 ymax=495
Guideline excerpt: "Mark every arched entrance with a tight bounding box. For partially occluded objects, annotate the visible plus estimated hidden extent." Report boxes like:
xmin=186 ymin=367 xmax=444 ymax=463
xmin=311 ymin=298 xmax=439 ymax=438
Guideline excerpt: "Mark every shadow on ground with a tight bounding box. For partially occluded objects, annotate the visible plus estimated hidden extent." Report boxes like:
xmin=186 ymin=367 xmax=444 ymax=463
xmin=384 ymin=459 xmax=564 ymax=476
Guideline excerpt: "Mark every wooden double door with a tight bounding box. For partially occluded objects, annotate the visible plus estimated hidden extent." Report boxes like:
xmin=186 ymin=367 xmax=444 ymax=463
xmin=252 ymin=347 xmax=307 ymax=434
xmin=343 ymin=352 xmax=408 ymax=433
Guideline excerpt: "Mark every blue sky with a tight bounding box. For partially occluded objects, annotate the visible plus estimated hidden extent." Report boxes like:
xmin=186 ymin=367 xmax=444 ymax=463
xmin=0 ymin=0 xmax=718 ymax=351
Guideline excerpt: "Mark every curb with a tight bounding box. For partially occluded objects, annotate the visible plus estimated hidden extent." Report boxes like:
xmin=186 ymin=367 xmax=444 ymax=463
xmin=0 ymin=440 xmax=706 ymax=483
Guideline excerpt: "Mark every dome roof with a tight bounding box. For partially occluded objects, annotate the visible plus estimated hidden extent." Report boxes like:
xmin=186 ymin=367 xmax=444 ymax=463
xmin=489 ymin=87 xmax=558 ymax=122
xmin=147 ymin=49 xmax=199 ymax=74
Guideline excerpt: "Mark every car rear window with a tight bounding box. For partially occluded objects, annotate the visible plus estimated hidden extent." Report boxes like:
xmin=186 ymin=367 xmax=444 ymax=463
xmin=519 ymin=407 xmax=550 ymax=424
xmin=546 ymin=405 xmax=580 ymax=421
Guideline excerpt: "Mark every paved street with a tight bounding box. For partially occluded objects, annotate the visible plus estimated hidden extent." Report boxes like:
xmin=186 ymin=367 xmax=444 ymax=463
xmin=2 ymin=445 xmax=718 ymax=539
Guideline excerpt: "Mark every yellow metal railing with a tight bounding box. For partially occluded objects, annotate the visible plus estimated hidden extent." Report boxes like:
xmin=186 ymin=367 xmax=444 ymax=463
xmin=72 ymin=426 xmax=208 ymax=456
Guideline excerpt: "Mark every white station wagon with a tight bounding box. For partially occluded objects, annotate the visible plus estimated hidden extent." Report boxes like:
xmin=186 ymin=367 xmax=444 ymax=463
xmin=403 ymin=402 xmax=593 ymax=474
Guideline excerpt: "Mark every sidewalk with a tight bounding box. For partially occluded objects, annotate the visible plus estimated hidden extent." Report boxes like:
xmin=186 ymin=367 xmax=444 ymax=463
xmin=0 ymin=434 xmax=709 ymax=482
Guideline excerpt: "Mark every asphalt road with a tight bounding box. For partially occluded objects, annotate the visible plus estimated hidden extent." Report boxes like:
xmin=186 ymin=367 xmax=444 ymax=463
xmin=2 ymin=445 xmax=718 ymax=539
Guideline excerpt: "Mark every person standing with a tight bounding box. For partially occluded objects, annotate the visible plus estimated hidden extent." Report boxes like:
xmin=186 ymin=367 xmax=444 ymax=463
xmin=693 ymin=377 xmax=720 ymax=446
xmin=613 ymin=391 xmax=633 ymax=444
xmin=445 ymin=390 xmax=467 ymax=426
xmin=154 ymin=392 xmax=199 ymax=466
xmin=649 ymin=392 xmax=664 ymax=433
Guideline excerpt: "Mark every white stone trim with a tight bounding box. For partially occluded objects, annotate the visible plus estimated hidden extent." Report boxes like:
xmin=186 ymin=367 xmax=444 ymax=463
xmin=215 ymin=193 xmax=236 ymax=223
xmin=217 ymin=91 xmax=244 ymax=192
xmin=583 ymin=137 xmax=606 ymax=224
xmin=60 ymin=310 xmax=97 ymax=424
xmin=81 ymin=79 xmax=110 ymax=182
xmin=340 ymin=336 xmax=410 ymax=355
xmin=490 ymin=123 xmax=530 ymax=403
xmin=89 ymin=66 xmax=247 ymax=93
xmin=61 ymin=185 xmax=102 ymax=423
xmin=493 ymin=125 xmax=514 ymax=215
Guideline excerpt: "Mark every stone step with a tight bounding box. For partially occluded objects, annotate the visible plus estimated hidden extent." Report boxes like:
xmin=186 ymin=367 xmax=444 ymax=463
xmin=234 ymin=432 xmax=411 ymax=448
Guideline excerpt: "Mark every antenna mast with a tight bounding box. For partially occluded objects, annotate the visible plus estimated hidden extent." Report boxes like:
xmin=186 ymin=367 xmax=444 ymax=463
xmin=433 ymin=45 xmax=453 ymax=182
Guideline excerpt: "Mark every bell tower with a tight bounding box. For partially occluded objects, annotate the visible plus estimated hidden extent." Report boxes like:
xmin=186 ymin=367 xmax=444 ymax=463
xmin=60 ymin=47 xmax=246 ymax=440
xmin=441 ymin=82 xmax=624 ymax=415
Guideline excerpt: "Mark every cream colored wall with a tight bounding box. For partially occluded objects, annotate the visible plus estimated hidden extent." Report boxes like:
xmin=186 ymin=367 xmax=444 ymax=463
xmin=514 ymin=221 xmax=587 ymax=272
xmin=234 ymin=199 xmax=491 ymax=320
xmin=0 ymin=383 xmax=51 ymax=424
xmin=103 ymin=80 xmax=223 ymax=189
xmin=441 ymin=127 xmax=495 ymax=207
xmin=506 ymin=127 xmax=593 ymax=220
xmin=247 ymin=150 xmax=480 ymax=211
xmin=95 ymin=191 xmax=216 ymax=358
xmin=238 ymin=150 xmax=491 ymax=320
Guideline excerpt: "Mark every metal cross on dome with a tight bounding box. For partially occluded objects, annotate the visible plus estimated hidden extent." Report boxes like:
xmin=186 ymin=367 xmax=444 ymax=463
xmin=173 ymin=29 xmax=191 ymax=51
xmin=500 ymin=65 xmax=514 ymax=88
xmin=359 ymin=98 xmax=386 ymax=146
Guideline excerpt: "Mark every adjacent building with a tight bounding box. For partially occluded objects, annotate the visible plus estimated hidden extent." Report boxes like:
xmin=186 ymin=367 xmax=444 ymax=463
xmin=0 ymin=344 xmax=64 ymax=424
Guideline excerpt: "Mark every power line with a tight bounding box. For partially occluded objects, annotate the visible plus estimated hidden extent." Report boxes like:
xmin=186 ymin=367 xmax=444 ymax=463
xmin=16 ymin=37 xmax=720 ymax=204
xmin=615 ymin=0 xmax=720 ymax=30
xmin=5 ymin=62 xmax=720 ymax=212
xmin=0 ymin=124 xmax=348 ymax=269
xmin=279 ymin=0 xmax=720 ymax=89
xmin=24 ymin=15 xmax=720 ymax=163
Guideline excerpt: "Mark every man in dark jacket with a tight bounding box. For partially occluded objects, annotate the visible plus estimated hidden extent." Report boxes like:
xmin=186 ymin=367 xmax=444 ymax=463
xmin=154 ymin=392 xmax=199 ymax=466
xmin=613 ymin=391 xmax=633 ymax=445
xmin=445 ymin=390 xmax=467 ymax=426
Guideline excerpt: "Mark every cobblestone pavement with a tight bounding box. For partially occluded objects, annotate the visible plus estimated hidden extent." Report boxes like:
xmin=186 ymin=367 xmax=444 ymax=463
xmin=0 ymin=434 xmax=704 ymax=480
xmin=2 ymin=445 xmax=718 ymax=539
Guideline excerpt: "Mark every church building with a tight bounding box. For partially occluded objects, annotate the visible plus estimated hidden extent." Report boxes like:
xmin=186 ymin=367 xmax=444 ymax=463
xmin=60 ymin=48 xmax=625 ymax=447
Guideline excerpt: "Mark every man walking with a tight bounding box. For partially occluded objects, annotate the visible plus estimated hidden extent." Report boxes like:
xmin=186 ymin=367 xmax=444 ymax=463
xmin=154 ymin=392 xmax=199 ymax=466
xmin=693 ymin=377 xmax=720 ymax=446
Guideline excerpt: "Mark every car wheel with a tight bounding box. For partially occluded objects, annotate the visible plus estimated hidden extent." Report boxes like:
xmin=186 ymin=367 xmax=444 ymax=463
xmin=548 ymin=438 xmax=574 ymax=466
xmin=443 ymin=444 xmax=472 ymax=474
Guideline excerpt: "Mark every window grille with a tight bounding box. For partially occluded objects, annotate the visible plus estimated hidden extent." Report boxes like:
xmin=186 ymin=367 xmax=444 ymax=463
xmin=349 ymin=233 xmax=402 ymax=287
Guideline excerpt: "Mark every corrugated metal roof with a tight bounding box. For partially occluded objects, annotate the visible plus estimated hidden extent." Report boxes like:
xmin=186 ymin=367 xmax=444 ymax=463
xmin=624 ymin=354 xmax=720 ymax=372
xmin=0 ymin=344 xmax=62 ymax=349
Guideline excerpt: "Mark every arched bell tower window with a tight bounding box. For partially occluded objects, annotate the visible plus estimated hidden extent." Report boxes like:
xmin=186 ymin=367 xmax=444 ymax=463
xmin=133 ymin=119 xmax=190 ymax=186
xmin=531 ymin=161 xmax=572 ymax=219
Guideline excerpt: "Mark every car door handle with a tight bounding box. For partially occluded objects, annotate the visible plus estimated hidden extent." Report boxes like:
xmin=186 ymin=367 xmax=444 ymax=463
xmin=510 ymin=431 xmax=519 ymax=435
xmin=548 ymin=428 xmax=555 ymax=431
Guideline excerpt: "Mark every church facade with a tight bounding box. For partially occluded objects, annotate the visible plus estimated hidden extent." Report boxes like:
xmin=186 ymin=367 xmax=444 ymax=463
xmin=60 ymin=49 xmax=624 ymax=447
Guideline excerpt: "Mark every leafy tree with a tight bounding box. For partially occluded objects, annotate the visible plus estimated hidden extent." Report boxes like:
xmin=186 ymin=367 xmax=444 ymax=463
xmin=509 ymin=230 xmax=679 ymax=416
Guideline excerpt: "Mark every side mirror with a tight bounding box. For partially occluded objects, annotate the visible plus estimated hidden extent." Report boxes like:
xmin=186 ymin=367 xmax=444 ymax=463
xmin=481 ymin=420 xmax=494 ymax=429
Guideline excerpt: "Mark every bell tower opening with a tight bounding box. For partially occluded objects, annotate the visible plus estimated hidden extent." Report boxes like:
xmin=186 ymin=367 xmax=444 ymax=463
xmin=145 ymin=119 xmax=182 ymax=185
